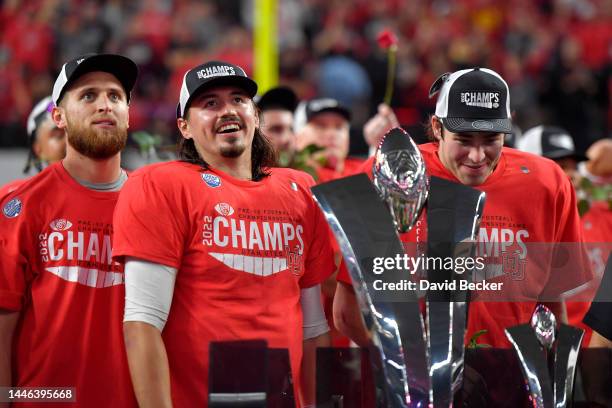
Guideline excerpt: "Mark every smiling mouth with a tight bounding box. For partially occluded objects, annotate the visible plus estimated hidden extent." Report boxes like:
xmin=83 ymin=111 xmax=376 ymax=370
xmin=216 ymin=123 xmax=242 ymax=134
xmin=463 ymin=163 xmax=487 ymax=171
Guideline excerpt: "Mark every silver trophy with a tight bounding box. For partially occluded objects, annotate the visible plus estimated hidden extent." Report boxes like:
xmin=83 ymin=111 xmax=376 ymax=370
xmin=505 ymin=305 xmax=584 ymax=408
xmin=373 ymin=131 xmax=429 ymax=233
xmin=312 ymin=127 xmax=486 ymax=407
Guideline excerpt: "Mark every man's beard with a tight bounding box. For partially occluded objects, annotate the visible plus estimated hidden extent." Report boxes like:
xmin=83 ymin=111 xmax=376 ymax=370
xmin=66 ymin=118 xmax=127 ymax=159
xmin=219 ymin=139 xmax=247 ymax=158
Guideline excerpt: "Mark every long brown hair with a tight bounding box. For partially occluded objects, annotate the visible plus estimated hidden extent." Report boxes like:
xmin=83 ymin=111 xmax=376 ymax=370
xmin=178 ymin=127 xmax=277 ymax=181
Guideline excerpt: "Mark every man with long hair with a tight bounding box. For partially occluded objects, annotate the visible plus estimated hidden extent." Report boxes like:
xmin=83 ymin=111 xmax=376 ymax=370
xmin=113 ymin=61 xmax=335 ymax=407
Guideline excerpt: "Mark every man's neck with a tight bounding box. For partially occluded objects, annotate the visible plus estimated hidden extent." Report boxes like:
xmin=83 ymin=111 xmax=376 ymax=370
xmin=62 ymin=146 xmax=122 ymax=184
xmin=206 ymin=157 xmax=252 ymax=180
xmin=198 ymin=146 xmax=253 ymax=180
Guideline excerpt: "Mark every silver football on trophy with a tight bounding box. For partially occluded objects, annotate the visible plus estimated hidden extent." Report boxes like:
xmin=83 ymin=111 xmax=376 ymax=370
xmin=373 ymin=127 xmax=429 ymax=233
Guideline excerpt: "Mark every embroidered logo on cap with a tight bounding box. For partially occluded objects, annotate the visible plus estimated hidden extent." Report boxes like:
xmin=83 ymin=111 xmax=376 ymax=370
xmin=202 ymin=173 xmax=222 ymax=188
xmin=460 ymin=92 xmax=500 ymax=109
xmin=196 ymin=65 xmax=236 ymax=80
xmin=472 ymin=120 xmax=495 ymax=130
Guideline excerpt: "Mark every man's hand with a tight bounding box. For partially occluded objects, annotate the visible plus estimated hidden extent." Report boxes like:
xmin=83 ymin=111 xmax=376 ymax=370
xmin=363 ymin=104 xmax=400 ymax=151
xmin=586 ymin=138 xmax=612 ymax=177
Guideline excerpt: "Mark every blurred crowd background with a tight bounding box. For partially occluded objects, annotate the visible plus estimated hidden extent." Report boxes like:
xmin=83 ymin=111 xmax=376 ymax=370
xmin=0 ymin=0 xmax=610 ymax=158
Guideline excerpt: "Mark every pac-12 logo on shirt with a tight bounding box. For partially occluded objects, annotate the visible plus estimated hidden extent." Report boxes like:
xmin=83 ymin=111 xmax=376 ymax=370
xmin=214 ymin=203 xmax=234 ymax=216
xmin=3 ymin=198 xmax=22 ymax=218
xmin=202 ymin=173 xmax=221 ymax=188
xmin=50 ymin=218 xmax=73 ymax=231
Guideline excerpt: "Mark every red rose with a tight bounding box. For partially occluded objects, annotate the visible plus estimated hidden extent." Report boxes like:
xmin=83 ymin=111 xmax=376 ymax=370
xmin=377 ymin=29 xmax=398 ymax=50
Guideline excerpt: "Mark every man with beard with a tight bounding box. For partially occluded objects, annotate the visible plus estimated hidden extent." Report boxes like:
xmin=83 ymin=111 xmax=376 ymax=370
xmin=0 ymin=54 xmax=138 ymax=407
xmin=112 ymin=60 xmax=336 ymax=407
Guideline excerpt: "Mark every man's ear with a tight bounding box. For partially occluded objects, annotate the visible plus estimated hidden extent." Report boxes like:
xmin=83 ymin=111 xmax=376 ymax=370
xmin=52 ymin=106 xmax=66 ymax=129
xmin=431 ymin=115 xmax=443 ymax=141
xmin=177 ymin=118 xmax=191 ymax=139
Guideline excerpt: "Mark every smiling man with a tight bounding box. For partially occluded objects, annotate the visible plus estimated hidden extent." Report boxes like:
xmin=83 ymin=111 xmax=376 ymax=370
xmin=113 ymin=61 xmax=336 ymax=407
xmin=0 ymin=53 xmax=138 ymax=407
xmin=334 ymin=68 xmax=591 ymax=351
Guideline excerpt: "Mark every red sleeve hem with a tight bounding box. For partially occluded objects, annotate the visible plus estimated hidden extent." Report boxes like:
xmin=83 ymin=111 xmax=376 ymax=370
xmin=0 ymin=290 xmax=23 ymax=311
xmin=299 ymin=266 xmax=335 ymax=288
xmin=112 ymin=248 xmax=181 ymax=270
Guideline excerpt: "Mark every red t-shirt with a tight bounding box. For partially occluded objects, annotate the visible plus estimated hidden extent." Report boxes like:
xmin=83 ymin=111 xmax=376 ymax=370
xmin=0 ymin=163 xmax=136 ymax=407
xmin=112 ymin=161 xmax=336 ymax=407
xmin=0 ymin=178 xmax=27 ymax=199
xmin=337 ymin=144 xmax=591 ymax=347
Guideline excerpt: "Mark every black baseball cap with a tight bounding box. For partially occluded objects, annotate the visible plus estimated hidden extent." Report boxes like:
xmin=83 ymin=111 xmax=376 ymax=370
xmin=429 ymin=67 xmax=512 ymax=134
xmin=304 ymin=98 xmax=351 ymax=122
xmin=517 ymin=125 xmax=587 ymax=161
xmin=177 ymin=60 xmax=258 ymax=118
xmin=256 ymin=86 xmax=298 ymax=112
xmin=52 ymin=53 xmax=138 ymax=105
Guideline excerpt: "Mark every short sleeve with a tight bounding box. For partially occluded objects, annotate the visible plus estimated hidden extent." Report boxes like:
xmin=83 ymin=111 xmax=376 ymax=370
xmin=299 ymin=177 xmax=336 ymax=288
xmin=113 ymin=171 xmax=189 ymax=269
xmin=0 ymin=199 xmax=31 ymax=311
xmin=541 ymin=173 xmax=593 ymax=297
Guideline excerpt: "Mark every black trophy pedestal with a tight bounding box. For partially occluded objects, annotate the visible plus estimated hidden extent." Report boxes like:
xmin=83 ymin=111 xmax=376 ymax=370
xmin=316 ymin=347 xmax=612 ymax=407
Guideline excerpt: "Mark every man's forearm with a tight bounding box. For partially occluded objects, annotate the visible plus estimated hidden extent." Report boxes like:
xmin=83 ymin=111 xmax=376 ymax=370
xmin=333 ymin=282 xmax=372 ymax=347
xmin=301 ymin=332 xmax=331 ymax=407
xmin=123 ymin=321 xmax=173 ymax=408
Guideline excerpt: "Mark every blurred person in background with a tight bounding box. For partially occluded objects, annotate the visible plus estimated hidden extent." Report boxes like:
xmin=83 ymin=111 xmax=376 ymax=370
xmin=295 ymin=97 xmax=363 ymax=182
xmin=257 ymin=85 xmax=299 ymax=164
xmin=0 ymin=96 xmax=66 ymax=197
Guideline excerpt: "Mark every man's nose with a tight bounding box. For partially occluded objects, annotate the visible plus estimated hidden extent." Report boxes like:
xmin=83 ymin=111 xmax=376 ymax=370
xmin=96 ymin=94 xmax=113 ymax=112
xmin=467 ymin=145 xmax=485 ymax=163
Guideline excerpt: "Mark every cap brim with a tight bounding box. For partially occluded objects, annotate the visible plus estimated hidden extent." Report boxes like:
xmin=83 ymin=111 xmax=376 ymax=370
xmin=545 ymin=149 xmax=588 ymax=162
xmin=65 ymin=54 xmax=138 ymax=102
xmin=442 ymin=117 xmax=512 ymax=134
xmin=180 ymin=76 xmax=258 ymax=118
xmin=309 ymin=107 xmax=351 ymax=122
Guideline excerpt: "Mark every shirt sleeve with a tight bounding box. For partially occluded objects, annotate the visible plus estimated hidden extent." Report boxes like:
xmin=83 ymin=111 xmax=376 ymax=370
xmin=299 ymin=177 xmax=336 ymax=288
xmin=0 ymin=199 xmax=32 ymax=311
xmin=113 ymin=171 xmax=189 ymax=269
xmin=541 ymin=173 xmax=593 ymax=298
